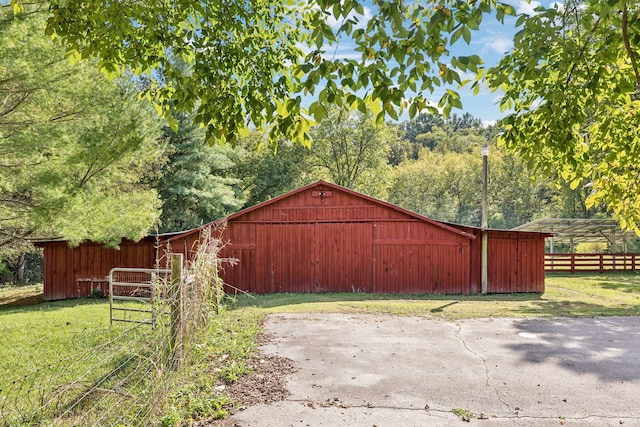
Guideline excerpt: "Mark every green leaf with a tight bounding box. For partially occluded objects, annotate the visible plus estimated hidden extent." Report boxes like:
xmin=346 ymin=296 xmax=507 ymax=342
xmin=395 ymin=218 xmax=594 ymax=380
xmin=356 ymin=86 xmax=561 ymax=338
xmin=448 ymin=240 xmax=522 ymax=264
xmin=384 ymin=102 xmax=398 ymax=120
xmin=461 ymin=26 xmax=471 ymax=44
xmin=409 ymin=102 xmax=417 ymax=119
xmin=312 ymin=103 xmax=327 ymax=122
xmin=450 ymin=27 xmax=464 ymax=45
xmin=168 ymin=116 xmax=179 ymax=133
xmin=12 ymin=1 xmax=25 ymax=14
xmin=569 ymin=178 xmax=581 ymax=190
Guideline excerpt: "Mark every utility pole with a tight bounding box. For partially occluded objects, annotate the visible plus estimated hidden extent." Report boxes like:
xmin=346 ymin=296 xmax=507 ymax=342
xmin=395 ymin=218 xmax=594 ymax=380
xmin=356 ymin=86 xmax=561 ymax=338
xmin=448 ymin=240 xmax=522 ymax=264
xmin=481 ymin=143 xmax=489 ymax=294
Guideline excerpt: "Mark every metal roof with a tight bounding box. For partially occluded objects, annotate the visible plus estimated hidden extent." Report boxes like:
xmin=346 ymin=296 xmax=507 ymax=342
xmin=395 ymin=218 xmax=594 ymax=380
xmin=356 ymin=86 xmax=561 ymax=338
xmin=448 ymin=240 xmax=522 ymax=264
xmin=512 ymin=218 xmax=639 ymax=244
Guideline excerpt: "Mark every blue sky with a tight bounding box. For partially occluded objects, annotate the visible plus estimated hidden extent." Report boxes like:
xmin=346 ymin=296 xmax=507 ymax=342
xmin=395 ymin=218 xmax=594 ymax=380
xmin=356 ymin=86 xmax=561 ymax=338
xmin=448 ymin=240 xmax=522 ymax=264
xmin=446 ymin=0 xmax=554 ymax=126
xmin=317 ymin=0 xmax=561 ymax=125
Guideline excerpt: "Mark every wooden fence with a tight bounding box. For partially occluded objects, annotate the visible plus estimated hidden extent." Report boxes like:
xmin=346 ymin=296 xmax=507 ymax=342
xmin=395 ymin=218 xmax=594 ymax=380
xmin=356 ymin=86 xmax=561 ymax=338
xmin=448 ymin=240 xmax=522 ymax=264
xmin=545 ymin=253 xmax=640 ymax=273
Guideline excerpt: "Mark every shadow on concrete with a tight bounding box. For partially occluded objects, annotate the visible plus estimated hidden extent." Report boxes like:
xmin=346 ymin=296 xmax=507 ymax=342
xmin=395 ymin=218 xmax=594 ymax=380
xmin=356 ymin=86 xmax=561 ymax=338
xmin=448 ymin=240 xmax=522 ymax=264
xmin=507 ymin=316 xmax=640 ymax=382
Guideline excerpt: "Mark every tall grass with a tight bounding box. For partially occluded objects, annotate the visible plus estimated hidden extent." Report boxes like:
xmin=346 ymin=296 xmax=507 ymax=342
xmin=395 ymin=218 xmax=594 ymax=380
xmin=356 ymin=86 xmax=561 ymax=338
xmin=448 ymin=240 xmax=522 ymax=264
xmin=0 ymin=224 xmax=244 ymax=426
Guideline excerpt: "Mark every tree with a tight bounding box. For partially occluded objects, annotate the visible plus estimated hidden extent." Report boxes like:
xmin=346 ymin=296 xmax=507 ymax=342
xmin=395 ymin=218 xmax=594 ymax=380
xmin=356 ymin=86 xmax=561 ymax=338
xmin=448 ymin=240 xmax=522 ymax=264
xmin=18 ymin=0 xmax=640 ymax=231
xmin=23 ymin=0 xmax=516 ymax=146
xmin=541 ymin=181 xmax=606 ymax=220
xmin=390 ymin=149 xmax=481 ymax=224
xmin=487 ymin=0 xmax=640 ymax=233
xmin=229 ymin=134 xmax=310 ymax=207
xmin=386 ymin=125 xmax=413 ymax=166
xmin=400 ymin=113 xmax=488 ymax=157
xmin=391 ymin=136 xmax=559 ymax=228
xmin=153 ymin=115 xmax=244 ymax=233
xmin=448 ymin=113 xmax=483 ymax=131
xmin=399 ymin=113 xmax=446 ymax=144
xmin=0 ymin=9 xmax=163 ymax=248
xmin=487 ymin=149 xmax=551 ymax=229
xmin=417 ymin=126 xmax=487 ymax=154
xmin=307 ymin=108 xmax=393 ymax=198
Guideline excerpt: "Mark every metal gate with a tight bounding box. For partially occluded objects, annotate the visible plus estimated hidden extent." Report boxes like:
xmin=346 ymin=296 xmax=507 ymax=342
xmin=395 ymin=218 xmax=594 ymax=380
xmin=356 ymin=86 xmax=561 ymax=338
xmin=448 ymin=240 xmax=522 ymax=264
xmin=108 ymin=267 xmax=171 ymax=325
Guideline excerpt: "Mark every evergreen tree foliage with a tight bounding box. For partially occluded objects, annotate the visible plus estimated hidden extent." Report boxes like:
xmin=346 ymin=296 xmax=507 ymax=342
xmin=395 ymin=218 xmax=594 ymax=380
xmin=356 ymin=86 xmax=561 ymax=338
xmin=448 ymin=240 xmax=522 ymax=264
xmin=0 ymin=8 xmax=163 ymax=248
xmin=154 ymin=116 xmax=244 ymax=233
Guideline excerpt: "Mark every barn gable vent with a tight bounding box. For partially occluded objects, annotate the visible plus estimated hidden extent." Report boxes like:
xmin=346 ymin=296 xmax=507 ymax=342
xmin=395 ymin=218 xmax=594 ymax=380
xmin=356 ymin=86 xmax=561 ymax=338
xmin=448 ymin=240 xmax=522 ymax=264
xmin=312 ymin=190 xmax=333 ymax=198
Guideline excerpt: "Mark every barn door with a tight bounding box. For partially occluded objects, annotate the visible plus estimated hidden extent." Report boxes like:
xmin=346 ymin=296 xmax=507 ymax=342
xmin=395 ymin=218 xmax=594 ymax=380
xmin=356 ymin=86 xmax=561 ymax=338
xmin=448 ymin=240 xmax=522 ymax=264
xmin=487 ymin=238 xmax=518 ymax=293
xmin=516 ymin=238 xmax=544 ymax=293
xmin=255 ymin=224 xmax=315 ymax=293
xmin=314 ymin=223 xmax=373 ymax=292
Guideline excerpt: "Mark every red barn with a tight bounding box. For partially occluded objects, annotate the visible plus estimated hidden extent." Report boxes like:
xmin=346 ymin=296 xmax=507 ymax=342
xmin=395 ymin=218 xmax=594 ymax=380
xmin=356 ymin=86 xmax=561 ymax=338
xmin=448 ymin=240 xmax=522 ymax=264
xmin=37 ymin=181 xmax=547 ymax=300
xmin=166 ymin=181 xmax=547 ymax=295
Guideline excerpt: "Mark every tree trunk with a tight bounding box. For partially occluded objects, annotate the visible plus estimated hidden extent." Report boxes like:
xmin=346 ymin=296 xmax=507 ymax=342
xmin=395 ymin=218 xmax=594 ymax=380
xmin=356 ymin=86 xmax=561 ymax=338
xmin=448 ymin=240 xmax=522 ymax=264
xmin=15 ymin=252 xmax=26 ymax=283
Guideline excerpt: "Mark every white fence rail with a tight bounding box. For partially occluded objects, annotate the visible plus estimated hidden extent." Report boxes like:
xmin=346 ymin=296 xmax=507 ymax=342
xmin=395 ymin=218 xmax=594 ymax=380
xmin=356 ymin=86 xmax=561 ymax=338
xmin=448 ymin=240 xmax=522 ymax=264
xmin=108 ymin=267 xmax=171 ymax=325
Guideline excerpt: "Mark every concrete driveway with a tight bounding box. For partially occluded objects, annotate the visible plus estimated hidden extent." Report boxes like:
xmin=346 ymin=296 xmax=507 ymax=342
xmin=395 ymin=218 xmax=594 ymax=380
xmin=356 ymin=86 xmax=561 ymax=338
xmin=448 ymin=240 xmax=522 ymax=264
xmin=230 ymin=313 xmax=640 ymax=426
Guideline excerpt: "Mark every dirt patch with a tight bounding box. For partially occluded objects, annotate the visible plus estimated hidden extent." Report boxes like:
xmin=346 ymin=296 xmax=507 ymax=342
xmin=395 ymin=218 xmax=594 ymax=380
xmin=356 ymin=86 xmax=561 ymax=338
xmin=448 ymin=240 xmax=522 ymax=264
xmin=226 ymin=354 xmax=295 ymax=408
xmin=198 ymin=336 xmax=295 ymax=427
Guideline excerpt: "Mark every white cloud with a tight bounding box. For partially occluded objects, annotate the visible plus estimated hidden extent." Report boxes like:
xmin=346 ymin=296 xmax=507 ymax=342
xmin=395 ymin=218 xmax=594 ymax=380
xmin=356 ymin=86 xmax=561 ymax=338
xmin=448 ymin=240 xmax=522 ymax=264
xmin=326 ymin=45 xmax=363 ymax=61
xmin=481 ymin=119 xmax=497 ymax=128
xmin=456 ymin=70 xmax=476 ymax=82
xmin=487 ymin=37 xmax=513 ymax=54
xmin=549 ymin=2 xmax=564 ymax=10
xmin=517 ymin=0 xmax=542 ymax=16
xmin=326 ymin=6 xmax=373 ymax=31
xmin=297 ymin=39 xmax=363 ymax=61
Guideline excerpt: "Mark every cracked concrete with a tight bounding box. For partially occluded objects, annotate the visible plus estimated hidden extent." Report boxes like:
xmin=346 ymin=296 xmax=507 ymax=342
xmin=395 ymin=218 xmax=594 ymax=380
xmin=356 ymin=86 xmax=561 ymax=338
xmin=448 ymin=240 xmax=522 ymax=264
xmin=229 ymin=313 xmax=640 ymax=426
xmin=454 ymin=322 xmax=512 ymax=412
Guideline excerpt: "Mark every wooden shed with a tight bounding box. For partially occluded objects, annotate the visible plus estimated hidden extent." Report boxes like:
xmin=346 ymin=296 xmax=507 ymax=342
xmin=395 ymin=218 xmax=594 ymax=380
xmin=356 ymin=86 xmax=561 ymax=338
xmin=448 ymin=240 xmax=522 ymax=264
xmin=447 ymin=224 xmax=548 ymax=293
xmin=35 ymin=237 xmax=159 ymax=301
xmin=36 ymin=181 xmax=547 ymax=300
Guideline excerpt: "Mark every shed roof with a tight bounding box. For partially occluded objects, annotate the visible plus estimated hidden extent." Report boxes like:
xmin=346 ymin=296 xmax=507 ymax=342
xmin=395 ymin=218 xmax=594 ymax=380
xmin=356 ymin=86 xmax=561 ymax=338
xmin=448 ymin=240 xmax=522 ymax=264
xmin=512 ymin=218 xmax=639 ymax=244
xmin=166 ymin=180 xmax=476 ymax=243
xmin=31 ymin=231 xmax=180 ymax=247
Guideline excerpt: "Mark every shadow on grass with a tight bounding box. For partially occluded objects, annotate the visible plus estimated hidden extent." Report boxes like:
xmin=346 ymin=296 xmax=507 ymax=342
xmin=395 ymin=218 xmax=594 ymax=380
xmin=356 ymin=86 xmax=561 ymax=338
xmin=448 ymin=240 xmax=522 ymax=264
xmin=510 ymin=300 xmax=640 ymax=318
xmin=0 ymin=296 xmax=106 ymax=314
xmin=430 ymin=301 xmax=459 ymax=313
xmin=0 ymin=293 xmax=43 ymax=308
xmin=598 ymin=281 xmax=640 ymax=293
xmin=230 ymin=291 xmax=544 ymax=310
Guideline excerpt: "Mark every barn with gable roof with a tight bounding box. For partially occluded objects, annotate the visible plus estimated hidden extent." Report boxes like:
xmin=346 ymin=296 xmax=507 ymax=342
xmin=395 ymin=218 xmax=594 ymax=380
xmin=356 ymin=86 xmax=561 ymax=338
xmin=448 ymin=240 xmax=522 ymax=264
xmin=37 ymin=181 xmax=547 ymax=300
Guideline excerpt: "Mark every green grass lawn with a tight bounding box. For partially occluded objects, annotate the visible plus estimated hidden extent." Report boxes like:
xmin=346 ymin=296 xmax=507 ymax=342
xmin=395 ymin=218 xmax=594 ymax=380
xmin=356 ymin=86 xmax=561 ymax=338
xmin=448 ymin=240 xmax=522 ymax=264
xmin=232 ymin=272 xmax=640 ymax=319
xmin=0 ymin=294 xmax=161 ymax=425
xmin=0 ymin=287 xmax=265 ymax=426
xmin=1 ymin=272 xmax=638 ymax=425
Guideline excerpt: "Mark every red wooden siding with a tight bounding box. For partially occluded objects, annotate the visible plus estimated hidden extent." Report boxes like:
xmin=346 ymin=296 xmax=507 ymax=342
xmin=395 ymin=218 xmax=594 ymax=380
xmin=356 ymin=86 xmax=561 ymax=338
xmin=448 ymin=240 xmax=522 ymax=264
xmin=38 ymin=238 xmax=157 ymax=301
xmin=485 ymin=232 xmax=545 ymax=293
xmin=201 ymin=222 xmax=374 ymax=294
xmin=257 ymin=224 xmax=315 ymax=293
xmin=425 ymin=225 xmax=547 ymax=294
xmin=163 ymin=182 xmax=476 ymax=295
xmin=372 ymin=221 xmax=471 ymax=294
xmin=315 ymin=223 xmax=373 ymax=293
xmin=38 ymin=181 xmax=548 ymax=299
